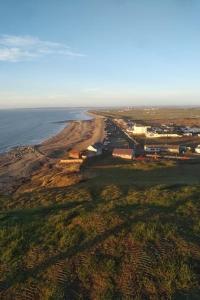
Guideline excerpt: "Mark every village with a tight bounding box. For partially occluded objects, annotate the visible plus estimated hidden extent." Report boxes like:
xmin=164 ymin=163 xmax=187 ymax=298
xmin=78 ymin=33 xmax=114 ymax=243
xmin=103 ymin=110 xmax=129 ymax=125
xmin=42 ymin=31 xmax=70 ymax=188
xmin=61 ymin=117 xmax=200 ymax=166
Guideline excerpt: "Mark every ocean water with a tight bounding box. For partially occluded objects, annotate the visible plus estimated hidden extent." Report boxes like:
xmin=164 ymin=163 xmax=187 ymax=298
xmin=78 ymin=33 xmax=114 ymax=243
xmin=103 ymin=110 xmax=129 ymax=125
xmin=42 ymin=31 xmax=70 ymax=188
xmin=0 ymin=108 xmax=91 ymax=153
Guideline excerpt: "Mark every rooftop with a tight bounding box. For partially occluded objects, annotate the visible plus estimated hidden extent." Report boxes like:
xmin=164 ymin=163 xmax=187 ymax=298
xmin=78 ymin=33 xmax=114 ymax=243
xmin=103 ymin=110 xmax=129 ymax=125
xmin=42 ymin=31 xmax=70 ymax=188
xmin=113 ymin=148 xmax=134 ymax=156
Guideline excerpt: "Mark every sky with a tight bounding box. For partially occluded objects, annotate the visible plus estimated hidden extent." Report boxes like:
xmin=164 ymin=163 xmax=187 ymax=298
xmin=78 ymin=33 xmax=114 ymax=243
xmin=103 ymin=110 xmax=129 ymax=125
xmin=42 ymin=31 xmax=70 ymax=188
xmin=0 ymin=0 xmax=200 ymax=108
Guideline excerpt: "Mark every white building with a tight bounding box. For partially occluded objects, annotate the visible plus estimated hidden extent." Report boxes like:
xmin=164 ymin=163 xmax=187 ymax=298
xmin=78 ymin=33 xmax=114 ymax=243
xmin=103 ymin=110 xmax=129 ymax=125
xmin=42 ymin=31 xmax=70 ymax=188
xmin=87 ymin=142 xmax=103 ymax=155
xmin=132 ymin=124 xmax=151 ymax=135
xmin=146 ymin=132 xmax=182 ymax=138
xmin=195 ymin=145 xmax=200 ymax=154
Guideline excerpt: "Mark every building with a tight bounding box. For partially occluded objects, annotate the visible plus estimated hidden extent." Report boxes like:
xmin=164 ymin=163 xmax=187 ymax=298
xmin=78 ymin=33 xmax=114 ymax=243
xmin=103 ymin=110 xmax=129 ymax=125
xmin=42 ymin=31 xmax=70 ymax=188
xmin=82 ymin=142 xmax=104 ymax=159
xmin=112 ymin=148 xmax=134 ymax=160
xmin=166 ymin=145 xmax=181 ymax=154
xmin=144 ymin=144 xmax=182 ymax=154
xmin=144 ymin=145 xmax=162 ymax=153
xmin=68 ymin=149 xmax=81 ymax=159
xmin=132 ymin=124 xmax=151 ymax=135
xmin=195 ymin=145 xmax=200 ymax=154
xmin=81 ymin=150 xmax=97 ymax=159
xmin=183 ymin=127 xmax=200 ymax=134
xmin=60 ymin=159 xmax=83 ymax=164
xmin=146 ymin=132 xmax=182 ymax=138
xmin=87 ymin=142 xmax=103 ymax=155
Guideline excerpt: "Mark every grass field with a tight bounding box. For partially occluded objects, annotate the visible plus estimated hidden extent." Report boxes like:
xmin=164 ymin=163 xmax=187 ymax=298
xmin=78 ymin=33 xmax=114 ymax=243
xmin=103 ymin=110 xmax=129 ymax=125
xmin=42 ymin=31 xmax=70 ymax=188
xmin=84 ymin=156 xmax=200 ymax=187
xmin=1 ymin=155 xmax=200 ymax=299
xmin=92 ymin=107 xmax=200 ymax=122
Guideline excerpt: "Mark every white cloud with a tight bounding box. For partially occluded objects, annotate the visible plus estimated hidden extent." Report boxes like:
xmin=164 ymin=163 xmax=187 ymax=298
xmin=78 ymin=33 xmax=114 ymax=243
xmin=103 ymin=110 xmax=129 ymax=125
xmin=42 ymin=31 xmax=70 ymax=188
xmin=0 ymin=34 xmax=85 ymax=62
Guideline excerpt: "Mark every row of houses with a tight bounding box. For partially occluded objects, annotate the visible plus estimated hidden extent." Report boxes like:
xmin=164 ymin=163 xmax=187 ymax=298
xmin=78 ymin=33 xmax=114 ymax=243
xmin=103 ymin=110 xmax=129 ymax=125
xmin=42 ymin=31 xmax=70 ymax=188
xmin=111 ymin=144 xmax=186 ymax=160
xmin=144 ymin=144 xmax=186 ymax=154
xmin=82 ymin=141 xmax=187 ymax=161
xmin=146 ymin=132 xmax=182 ymax=138
xmin=66 ymin=142 xmax=198 ymax=165
xmin=112 ymin=143 xmax=200 ymax=159
xmin=66 ymin=122 xmax=199 ymax=164
xmin=129 ymin=123 xmax=200 ymax=138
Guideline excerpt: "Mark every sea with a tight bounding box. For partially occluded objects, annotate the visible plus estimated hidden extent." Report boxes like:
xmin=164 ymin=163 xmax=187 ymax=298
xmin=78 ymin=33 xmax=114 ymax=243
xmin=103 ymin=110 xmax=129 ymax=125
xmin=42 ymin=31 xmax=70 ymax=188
xmin=0 ymin=108 xmax=91 ymax=153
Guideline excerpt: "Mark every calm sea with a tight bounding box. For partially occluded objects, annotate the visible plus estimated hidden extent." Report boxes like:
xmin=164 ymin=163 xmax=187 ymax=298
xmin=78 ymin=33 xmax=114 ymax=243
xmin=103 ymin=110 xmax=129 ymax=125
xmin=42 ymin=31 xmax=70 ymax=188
xmin=0 ymin=108 xmax=91 ymax=153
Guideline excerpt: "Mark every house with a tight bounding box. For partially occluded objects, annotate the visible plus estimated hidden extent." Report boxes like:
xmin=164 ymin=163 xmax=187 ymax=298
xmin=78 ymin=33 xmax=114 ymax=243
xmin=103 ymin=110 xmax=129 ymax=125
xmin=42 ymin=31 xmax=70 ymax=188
xmin=144 ymin=145 xmax=162 ymax=153
xmin=81 ymin=150 xmax=99 ymax=159
xmin=195 ymin=145 xmax=200 ymax=154
xmin=68 ymin=149 xmax=81 ymax=159
xmin=183 ymin=133 xmax=193 ymax=137
xmin=81 ymin=143 xmax=104 ymax=159
xmin=144 ymin=144 xmax=181 ymax=154
xmin=146 ymin=132 xmax=182 ymax=138
xmin=166 ymin=145 xmax=181 ymax=154
xmin=132 ymin=124 xmax=151 ymax=135
xmin=112 ymin=148 xmax=134 ymax=160
xmin=87 ymin=142 xmax=103 ymax=155
xmin=60 ymin=159 xmax=83 ymax=164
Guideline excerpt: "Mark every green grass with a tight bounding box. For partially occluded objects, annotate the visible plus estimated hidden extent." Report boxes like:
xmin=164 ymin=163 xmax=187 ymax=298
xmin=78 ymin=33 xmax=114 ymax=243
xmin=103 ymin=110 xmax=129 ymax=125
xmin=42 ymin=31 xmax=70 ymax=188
xmin=85 ymin=156 xmax=200 ymax=187
xmin=1 ymin=158 xmax=200 ymax=299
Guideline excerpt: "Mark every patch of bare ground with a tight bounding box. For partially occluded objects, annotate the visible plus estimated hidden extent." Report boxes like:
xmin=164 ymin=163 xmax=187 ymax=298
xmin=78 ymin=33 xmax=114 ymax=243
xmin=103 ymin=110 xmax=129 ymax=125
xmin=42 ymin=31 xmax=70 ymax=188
xmin=16 ymin=161 xmax=83 ymax=194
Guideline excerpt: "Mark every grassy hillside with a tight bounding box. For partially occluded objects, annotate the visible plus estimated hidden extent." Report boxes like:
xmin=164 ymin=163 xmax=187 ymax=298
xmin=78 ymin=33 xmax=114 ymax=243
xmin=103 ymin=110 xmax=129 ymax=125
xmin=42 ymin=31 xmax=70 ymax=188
xmin=84 ymin=156 xmax=200 ymax=187
xmin=1 ymin=158 xmax=200 ymax=299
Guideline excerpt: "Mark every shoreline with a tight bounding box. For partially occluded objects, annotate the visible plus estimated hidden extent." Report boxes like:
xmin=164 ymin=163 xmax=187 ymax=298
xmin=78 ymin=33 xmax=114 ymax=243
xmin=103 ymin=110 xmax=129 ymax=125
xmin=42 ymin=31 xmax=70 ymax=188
xmin=0 ymin=109 xmax=95 ymax=155
xmin=0 ymin=111 xmax=105 ymax=194
xmin=0 ymin=110 xmax=93 ymax=155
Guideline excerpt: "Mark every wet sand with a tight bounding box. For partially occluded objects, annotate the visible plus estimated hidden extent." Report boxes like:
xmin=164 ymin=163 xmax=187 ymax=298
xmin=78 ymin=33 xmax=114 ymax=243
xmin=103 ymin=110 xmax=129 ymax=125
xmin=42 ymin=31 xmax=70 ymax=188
xmin=0 ymin=116 xmax=105 ymax=194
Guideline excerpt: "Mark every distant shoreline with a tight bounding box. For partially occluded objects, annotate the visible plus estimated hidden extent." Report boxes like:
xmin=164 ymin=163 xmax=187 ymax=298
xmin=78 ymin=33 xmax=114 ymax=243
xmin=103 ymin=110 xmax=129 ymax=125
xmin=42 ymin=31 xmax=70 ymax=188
xmin=0 ymin=111 xmax=105 ymax=194
xmin=0 ymin=110 xmax=93 ymax=155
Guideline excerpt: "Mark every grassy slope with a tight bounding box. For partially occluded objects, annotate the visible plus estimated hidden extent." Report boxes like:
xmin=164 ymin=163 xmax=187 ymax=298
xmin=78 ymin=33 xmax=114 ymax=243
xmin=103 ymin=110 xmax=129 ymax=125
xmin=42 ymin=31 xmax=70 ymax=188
xmin=84 ymin=156 xmax=200 ymax=186
xmin=1 ymin=159 xmax=200 ymax=299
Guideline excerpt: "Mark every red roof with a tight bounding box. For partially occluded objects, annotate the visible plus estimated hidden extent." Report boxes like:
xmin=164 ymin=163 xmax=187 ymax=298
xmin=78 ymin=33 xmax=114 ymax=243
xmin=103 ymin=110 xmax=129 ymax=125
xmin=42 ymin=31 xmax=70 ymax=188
xmin=112 ymin=148 xmax=134 ymax=156
xmin=68 ymin=149 xmax=80 ymax=158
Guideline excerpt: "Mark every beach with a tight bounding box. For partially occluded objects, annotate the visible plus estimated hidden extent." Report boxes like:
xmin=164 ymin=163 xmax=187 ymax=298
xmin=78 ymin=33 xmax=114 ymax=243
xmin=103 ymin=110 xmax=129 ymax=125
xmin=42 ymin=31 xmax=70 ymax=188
xmin=0 ymin=115 xmax=105 ymax=194
xmin=38 ymin=116 xmax=105 ymax=155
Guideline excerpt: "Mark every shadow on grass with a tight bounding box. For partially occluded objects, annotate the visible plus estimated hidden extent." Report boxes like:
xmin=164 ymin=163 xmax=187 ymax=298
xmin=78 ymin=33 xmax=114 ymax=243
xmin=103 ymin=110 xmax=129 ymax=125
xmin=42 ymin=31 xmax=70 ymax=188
xmin=0 ymin=200 xmax=88 ymax=226
xmin=88 ymin=162 xmax=200 ymax=186
xmin=1 ymin=188 xmax=200 ymax=294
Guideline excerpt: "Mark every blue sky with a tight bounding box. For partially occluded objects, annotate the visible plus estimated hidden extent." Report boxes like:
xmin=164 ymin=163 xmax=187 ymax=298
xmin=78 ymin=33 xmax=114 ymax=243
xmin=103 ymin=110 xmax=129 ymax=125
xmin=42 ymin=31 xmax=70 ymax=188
xmin=0 ymin=0 xmax=200 ymax=108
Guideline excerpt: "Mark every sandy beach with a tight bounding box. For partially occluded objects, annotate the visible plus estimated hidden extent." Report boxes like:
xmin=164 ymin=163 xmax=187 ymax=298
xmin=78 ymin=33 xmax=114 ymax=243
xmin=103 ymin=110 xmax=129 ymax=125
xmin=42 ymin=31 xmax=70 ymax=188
xmin=0 ymin=115 xmax=105 ymax=194
xmin=39 ymin=117 xmax=105 ymax=156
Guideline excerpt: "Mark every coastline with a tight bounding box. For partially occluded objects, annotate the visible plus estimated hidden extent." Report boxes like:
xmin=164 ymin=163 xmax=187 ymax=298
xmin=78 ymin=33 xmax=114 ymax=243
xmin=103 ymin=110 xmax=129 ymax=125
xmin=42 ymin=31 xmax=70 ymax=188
xmin=0 ymin=112 xmax=105 ymax=194
xmin=0 ymin=108 xmax=93 ymax=155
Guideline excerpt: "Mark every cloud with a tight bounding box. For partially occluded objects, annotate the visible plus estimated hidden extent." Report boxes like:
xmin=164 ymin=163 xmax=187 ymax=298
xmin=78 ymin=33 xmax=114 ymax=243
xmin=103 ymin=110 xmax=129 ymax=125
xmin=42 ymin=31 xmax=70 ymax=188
xmin=0 ymin=35 xmax=85 ymax=62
